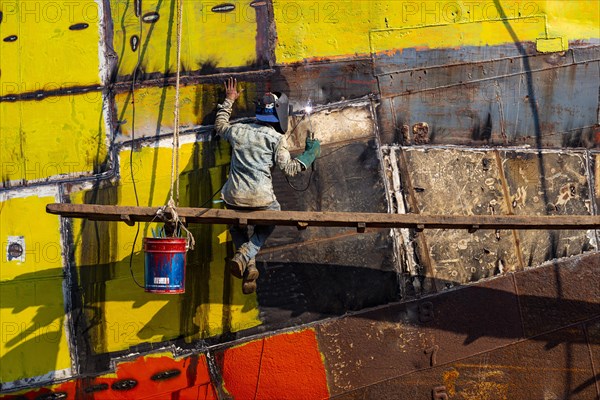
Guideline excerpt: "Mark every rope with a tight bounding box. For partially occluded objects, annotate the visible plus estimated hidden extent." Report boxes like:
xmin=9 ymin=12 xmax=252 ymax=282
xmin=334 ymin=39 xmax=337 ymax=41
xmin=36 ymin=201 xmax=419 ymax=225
xmin=159 ymin=0 xmax=195 ymax=250
xmin=171 ymin=0 xmax=183 ymax=206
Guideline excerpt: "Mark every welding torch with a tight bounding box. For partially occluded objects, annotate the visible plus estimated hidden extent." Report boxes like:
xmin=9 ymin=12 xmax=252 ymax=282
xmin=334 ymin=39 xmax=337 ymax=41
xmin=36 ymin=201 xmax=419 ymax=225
xmin=305 ymin=102 xmax=317 ymax=172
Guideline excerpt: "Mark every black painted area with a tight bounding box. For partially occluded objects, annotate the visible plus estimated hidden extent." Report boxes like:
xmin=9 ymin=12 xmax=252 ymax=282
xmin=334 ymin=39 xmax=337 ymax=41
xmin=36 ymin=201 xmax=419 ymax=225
xmin=211 ymin=3 xmax=235 ymax=13
xmin=151 ymin=369 xmax=181 ymax=381
xmin=69 ymin=23 xmax=89 ymax=31
xmin=130 ymin=35 xmax=139 ymax=52
xmin=256 ymin=261 xmax=400 ymax=327
xmin=239 ymin=133 xmax=398 ymax=334
xmin=142 ymin=12 xmax=160 ymax=23
xmin=111 ymin=379 xmax=138 ymax=390
xmin=273 ymin=139 xmax=387 ymax=220
xmin=134 ymin=0 xmax=141 ymax=17
xmin=264 ymin=59 xmax=376 ymax=108
xmin=262 ymin=137 xmax=396 ymax=307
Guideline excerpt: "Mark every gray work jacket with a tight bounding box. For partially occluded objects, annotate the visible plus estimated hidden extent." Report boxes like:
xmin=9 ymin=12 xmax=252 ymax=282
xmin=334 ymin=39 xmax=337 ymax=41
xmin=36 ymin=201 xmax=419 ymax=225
xmin=215 ymin=98 xmax=303 ymax=208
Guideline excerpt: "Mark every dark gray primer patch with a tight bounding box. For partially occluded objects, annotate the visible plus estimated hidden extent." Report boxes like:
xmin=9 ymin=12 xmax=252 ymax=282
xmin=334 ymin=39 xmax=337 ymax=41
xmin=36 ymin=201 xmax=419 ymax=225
xmin=134 ymin=0 xmax=142 ymax=17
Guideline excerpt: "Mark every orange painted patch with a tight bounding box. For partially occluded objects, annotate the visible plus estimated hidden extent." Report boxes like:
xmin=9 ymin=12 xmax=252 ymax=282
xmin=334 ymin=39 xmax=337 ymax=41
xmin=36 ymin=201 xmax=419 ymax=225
xmin=218 ymin=329 xmax=329 ymax=400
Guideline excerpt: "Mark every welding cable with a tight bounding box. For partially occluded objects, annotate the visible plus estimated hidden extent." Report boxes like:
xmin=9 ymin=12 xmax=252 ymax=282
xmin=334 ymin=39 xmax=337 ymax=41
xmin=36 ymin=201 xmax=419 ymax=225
xmin=283 ymin=110 xmax=364 ymax=192
xmin=284 ymin=141 xmax=361 ymax=192
xmin=127 ymin=9 xmax=146 ymax=289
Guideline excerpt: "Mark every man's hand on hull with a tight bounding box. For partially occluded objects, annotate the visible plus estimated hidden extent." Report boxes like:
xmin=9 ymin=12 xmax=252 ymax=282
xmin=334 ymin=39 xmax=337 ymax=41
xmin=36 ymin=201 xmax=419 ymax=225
xmin=225 ymin=77 xmax=243 ymax=102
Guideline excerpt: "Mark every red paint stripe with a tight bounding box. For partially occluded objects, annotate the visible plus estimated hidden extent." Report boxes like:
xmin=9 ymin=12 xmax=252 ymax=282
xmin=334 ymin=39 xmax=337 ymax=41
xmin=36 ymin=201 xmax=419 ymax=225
xmin=2 ymin=330 xmax=328 ymax=400
xmin=1 ymin=354 xmax=215 ymax=400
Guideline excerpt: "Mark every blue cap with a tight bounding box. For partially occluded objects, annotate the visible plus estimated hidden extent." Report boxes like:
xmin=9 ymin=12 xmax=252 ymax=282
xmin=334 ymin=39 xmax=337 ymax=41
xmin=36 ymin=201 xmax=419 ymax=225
xmin=256 ymin=93 xmax=280 ymax=123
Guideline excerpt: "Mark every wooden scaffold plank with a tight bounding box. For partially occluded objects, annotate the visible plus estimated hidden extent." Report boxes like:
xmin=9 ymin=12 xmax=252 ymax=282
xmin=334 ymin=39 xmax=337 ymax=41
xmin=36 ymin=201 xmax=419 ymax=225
xmin=46 ymin=203 xmax=600 ymax=231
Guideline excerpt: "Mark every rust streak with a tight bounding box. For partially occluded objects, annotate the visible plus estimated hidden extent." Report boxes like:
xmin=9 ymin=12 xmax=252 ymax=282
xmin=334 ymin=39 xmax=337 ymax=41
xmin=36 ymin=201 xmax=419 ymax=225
xmin=582 ymin=323 xmax=600 ymax=399
xmin=494 ymin=149 xmax=524 ymax=271
xmin=453 ymin=363 xmax=591 ymax=373
xmin=396 ymin=148 xmax=438 ymax=293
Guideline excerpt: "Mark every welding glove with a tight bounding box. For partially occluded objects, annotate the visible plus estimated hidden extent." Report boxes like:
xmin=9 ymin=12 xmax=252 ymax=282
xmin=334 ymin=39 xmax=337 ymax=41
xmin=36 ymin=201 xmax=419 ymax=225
xmin=296 ymin=138 xmax=321 ymax=170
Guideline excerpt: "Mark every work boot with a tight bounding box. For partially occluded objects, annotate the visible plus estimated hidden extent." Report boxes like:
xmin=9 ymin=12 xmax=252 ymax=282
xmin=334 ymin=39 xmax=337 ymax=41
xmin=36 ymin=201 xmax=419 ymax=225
xmin=242 ymin=280 xmax=257 ymax=295
xmin=228 ymin=251 xmax=248 ymax=279
xmin=242 ymin=258 xmax=259 ymax=295
xmin=245 ymin=258 xmax=259 ymax=281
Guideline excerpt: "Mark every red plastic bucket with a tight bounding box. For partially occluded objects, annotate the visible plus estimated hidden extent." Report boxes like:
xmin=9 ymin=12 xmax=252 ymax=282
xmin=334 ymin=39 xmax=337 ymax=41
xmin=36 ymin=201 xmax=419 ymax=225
xmin=143 ymin=237 xmax=187 ymax=294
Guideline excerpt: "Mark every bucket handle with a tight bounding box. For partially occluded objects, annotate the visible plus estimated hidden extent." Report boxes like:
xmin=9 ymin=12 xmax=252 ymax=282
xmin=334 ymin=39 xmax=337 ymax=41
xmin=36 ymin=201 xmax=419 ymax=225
xmin=155 ymin=204 xmax=195 ymax=251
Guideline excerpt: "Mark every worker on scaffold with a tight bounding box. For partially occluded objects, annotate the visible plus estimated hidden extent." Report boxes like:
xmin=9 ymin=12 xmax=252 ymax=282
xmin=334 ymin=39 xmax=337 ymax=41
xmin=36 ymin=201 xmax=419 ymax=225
xmin=215 ymin=78 xmax=320 ymax=294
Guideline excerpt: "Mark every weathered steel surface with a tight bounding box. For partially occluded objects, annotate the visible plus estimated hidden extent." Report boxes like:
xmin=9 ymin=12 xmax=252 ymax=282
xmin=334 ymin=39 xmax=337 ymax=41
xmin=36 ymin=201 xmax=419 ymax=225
xmin=381 ymin=147 xmax=439 ymax=295
xmin=319 ymin=252 xmax=600 ymax=399
xmin=316 ymin=274 xmax=523 ymax=395
xmin=376 ymin=46 xmax=600 ymax=147
xmin=383 ymin=146 xmax=597 ymax=290
xmin=501 ymin=150 xmax=595 ymax=267
xmin=372 ymin=43 xmax=537 ymax=76
xmin=402 ymin=148 xmax=521 ymax=285
xmin=46 ymin=203 xmax=600 ymax=230
xmin=334 ymin=323 xmax=598 ymax=399
xmin=514 ymin=253 xmax=600 ymax=337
